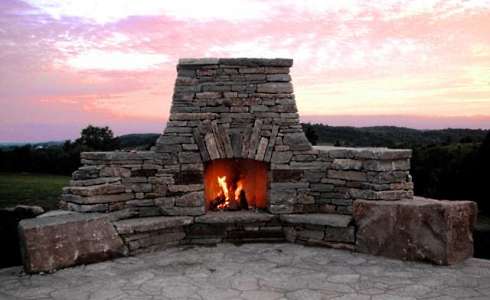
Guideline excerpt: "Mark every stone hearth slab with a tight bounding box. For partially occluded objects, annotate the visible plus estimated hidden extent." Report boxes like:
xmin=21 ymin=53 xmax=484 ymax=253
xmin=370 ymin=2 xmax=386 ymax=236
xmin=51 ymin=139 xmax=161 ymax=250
xmin=18 ymin=213 xmax=126 ymax=273
xmin=194 ymin=211 xmax=277 ymax=224
xmin=280 ymin=213 xmax=352 ymax=227
xmin=113 ymin=216 xmax=194 ymax=235
xmin=353 ymin=197 xmax=477 ymax=265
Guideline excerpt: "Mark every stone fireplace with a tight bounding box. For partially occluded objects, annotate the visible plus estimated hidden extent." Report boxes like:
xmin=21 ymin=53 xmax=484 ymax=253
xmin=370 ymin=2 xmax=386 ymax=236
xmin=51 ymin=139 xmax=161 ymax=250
xmin=17 ymin=58 xmax=476 ymax=274
xmin=61 ymin=58 xmax=414 ymax=217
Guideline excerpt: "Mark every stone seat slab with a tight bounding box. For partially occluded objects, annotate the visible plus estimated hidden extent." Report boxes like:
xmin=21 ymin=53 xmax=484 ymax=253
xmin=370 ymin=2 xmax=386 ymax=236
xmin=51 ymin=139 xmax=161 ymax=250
xmin=280 ymin=213 xmax=353 ymax=227
xmin=19 ymin=213 xmax=126 ymax=273
xmin=194 ymin=211 xmax=277 ymax=224
xmin=314 ymin=145 xmax=411 ymax=160
xmin=113 ymin=216 xmax=194 ymax=235
xmin=353 ymin=197 xmax=477 ymax=265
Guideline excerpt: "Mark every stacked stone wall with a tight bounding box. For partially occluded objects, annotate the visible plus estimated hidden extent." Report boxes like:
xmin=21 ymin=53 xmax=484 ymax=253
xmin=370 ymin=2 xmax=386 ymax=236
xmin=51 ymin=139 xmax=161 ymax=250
xmin=61 ymin=58 xmax=414 ymax=217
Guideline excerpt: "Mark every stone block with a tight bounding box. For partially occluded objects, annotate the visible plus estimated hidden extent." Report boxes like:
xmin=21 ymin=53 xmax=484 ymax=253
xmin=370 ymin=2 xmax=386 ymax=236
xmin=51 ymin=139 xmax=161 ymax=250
xmin=178 ymin=151 xmax=202 ymax=163
xmin=100 ymin=166 xmax=131 ymax=178
xmin=328 ymin=170 xmax=367 ymax=182
xmin=175 ymin=191 xmax=204 ymax=207
xmin=280 ymin=214 xmax=352 ymax=227
xmin=267 ymin=74 xmax=291 ymax=82
xmin=70 ymin=177 xmax=120 ymax=187
xmin=272 ymin=169 xmax=303 ymax=182
xmin=18 ymin=213 xmax=126 ymax=273
xmin=72 ymin=166 xmax=100 ymax=180
xmin=219 ymin=58 xmax=293 ymax=67
xmin=271 ymin=151 xmax=292 ymax=163
xmin=256 ymin=82 xmax=293 ymax=93
xmin=64 ymin=193 xmax=134 ymax=205
xmin=332 ymin=159 xmax=363 ymax=170
xmin=113 ymin=216 xmax=193 ymax=235
xmin=160 ymin=206 xmax=205 ymax=216
xmin=353 ymin=197 xmax=477 ymax=265
xmin=64 ymin=184 xmax=126 ymax=197
xmin=195 ymin=211 xmax=277 ymax=224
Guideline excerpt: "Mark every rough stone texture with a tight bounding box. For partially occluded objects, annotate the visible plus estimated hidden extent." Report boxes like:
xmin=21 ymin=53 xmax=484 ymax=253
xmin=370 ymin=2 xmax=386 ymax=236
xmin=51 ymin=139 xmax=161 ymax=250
xmin=18 ymin=213 xmax=126 ymax=273
xmin=3 ymin=243 xmax=489 ymax=300
xmin=195 ymin=211 xmax=277 ymax=224
xmin=280 ymin=213 xmax=352 ymax=227
xmin=353 ymin=197 xmax=477 ymax=265
xmin=113 ymin=216 xmax=193 ymax=235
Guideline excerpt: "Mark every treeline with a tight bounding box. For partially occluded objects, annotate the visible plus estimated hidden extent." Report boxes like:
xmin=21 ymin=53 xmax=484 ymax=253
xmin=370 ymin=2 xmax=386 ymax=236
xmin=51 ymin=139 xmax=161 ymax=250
xmin=0 ymin=126 xmax=158 ymax=175
xmin=302 ymin=124 xmax=488 ymax=148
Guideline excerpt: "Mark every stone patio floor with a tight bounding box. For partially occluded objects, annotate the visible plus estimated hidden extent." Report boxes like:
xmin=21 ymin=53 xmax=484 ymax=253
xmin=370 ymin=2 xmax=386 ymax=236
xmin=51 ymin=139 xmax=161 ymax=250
xmin=1 ymin=243 xmax=489 ymax=300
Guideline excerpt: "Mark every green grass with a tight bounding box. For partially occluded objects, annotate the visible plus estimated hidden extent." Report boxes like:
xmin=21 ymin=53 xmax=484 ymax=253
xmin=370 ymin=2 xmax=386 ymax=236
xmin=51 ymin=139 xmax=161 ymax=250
xmin=0 ymin=172 xmax=70 ymax=211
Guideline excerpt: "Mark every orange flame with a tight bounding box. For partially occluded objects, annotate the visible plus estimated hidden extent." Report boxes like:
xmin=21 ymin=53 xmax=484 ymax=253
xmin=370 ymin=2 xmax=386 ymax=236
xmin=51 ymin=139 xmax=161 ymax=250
xmin=216 ymin=176 xmax=246 ymax=210
xmin=217 ymin=176 xmax=231 ymax=209
xmin=234 ymin=179 xmax=244 ymax=201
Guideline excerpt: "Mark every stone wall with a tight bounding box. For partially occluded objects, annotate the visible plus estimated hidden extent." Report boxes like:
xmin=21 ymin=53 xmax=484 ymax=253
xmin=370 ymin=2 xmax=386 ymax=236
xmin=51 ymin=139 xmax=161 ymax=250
xmin=61 ymin=58 xmax=413 ymax=216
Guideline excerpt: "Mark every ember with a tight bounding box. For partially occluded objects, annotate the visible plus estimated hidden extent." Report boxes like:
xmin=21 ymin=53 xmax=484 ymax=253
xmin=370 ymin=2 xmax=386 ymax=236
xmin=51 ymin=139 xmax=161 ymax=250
xmin=204 ymin=159 xmax=267 ymax=211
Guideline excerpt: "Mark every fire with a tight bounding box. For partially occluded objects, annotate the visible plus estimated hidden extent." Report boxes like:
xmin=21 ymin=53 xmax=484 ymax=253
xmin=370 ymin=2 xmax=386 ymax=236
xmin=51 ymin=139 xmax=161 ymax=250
xmin=216 ymin=176 xmax=231 ymax=209
xmin=204 ymin=159 xmax=268 ymax=211
xmin=214 ymin=176 xmax=246 ymax=210
xmin=234 ymin=179 xmax=244 ymax=201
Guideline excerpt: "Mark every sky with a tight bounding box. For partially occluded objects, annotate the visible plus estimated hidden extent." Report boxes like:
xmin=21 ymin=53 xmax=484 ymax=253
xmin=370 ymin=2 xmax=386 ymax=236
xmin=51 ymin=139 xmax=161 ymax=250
xmin=1 ymin=0 xmax=490 ymax=142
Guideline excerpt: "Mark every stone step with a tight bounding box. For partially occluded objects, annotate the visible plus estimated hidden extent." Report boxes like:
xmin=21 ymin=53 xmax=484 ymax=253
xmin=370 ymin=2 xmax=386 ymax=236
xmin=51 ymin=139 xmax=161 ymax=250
xmin=194 ymin=211 xmax=277 ymax=224
xmin=280 ymin=213 xmax=353 ymax=228
xmin=113 ymin=216 xmax=194 ymax=235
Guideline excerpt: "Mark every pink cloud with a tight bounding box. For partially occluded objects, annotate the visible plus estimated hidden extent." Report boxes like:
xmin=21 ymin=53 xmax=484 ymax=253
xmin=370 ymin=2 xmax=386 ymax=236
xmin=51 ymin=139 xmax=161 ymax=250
xmin=1 ymin=0 xmax=490 ymax=142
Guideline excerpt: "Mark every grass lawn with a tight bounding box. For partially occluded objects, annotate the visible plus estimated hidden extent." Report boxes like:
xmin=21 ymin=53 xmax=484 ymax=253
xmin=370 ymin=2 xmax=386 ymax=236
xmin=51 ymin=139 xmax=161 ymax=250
xmin=0 ymin=172 xmax=70 ymax=211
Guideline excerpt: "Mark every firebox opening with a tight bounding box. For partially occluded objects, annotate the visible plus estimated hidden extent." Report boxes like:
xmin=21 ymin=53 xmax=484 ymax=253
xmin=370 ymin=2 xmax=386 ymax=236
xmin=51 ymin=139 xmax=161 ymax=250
xmin=204 ymin=159 xmax=268 ymax=211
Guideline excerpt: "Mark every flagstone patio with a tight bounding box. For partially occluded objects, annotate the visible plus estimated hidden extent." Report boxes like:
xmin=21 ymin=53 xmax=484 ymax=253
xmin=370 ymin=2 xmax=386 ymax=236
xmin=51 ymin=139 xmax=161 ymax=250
xmin=1 ymin=243 xmax=489 ymax=300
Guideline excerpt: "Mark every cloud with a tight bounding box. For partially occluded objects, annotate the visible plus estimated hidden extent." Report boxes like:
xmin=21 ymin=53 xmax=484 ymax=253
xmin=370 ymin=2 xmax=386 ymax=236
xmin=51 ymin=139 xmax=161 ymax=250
xmin=21 ymin=0 xmax=271 ymax=24
xmin=65 ymin=50 xmax=170 ymax=71
xmin=1 ymin=0 xmax=490 ymax=142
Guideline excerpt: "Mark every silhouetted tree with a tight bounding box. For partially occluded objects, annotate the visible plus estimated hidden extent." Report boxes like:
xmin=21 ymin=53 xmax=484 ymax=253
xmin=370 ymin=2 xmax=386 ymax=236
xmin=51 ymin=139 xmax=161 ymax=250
xmin=302 ymin=123 xmax=319 ymax=145
xmin=76 ymin=125 xmax=120 ymax=151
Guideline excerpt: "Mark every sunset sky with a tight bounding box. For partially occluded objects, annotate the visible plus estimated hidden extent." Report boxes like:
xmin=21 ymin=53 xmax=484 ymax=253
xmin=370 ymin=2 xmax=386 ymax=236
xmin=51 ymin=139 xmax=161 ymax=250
xmin=1 ymin=0 xmax=490 ymax=142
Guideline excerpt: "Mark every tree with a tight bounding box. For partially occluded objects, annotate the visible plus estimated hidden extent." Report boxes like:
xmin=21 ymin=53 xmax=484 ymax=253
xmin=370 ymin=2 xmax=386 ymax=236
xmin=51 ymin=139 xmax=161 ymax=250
xmin=302 ymin=123 xmax=319 ymax=146
xmin=75 ymin=125 xmax=120 ymax=151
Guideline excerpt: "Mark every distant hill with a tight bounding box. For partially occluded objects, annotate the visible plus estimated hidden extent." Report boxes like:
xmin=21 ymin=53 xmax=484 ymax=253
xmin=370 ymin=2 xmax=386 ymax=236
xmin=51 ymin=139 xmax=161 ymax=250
xmin=0 ymin=141 xmax=64 ymax=150
xmin=118 ymin=133 xmax=160 ymax=150
xmin=303 ymin=124 xmax=489 ymax=148
xmin=2 ymin=126 xmax=488 ymax=150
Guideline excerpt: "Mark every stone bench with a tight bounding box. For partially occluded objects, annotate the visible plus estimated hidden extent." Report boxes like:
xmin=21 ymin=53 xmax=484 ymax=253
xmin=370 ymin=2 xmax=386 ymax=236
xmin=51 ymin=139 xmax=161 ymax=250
xmin=353 ymin=197 xmax=477 ymax=265
xmin=280 ymin=213 xmax=356 ymax=250
xmin=113 ymin=216 xmax=193 ymax=255
xmin=19 ymin=213 xmax=126 ymax=273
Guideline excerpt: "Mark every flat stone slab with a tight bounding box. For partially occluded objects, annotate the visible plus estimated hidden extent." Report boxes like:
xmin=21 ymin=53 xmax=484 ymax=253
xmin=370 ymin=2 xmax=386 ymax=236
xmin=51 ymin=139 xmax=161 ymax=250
xmin=1 ymin=243 xmax=489 ymax=300
xmin=353 ymin=197 xmax=477 ymax=265
xmin=314 ymin=145 xmax=412 ymax=160
xmin=280 ymin=213 xmax=352 ymax=227
xmin=18 ymin=213 xmax=126 ymax=273
xmin=195 ymin=211 xmax=276 ymax=224
xmin=113 ymin=216 xmax=194 ymax=235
